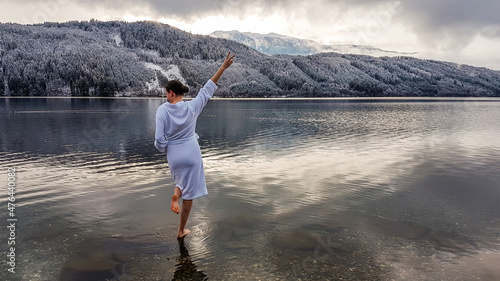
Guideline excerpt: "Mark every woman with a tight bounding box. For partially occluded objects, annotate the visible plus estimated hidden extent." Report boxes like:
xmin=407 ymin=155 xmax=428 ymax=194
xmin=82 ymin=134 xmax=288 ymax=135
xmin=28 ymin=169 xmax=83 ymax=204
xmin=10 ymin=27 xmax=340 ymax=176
xmin=155 ymin=52 xmax=235 ymax=238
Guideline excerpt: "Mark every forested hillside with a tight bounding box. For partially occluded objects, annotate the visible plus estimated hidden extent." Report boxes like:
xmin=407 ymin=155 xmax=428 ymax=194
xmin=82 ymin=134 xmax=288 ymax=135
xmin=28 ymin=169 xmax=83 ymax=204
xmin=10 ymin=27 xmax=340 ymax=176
xmin=1 ymin=20 xmax=499 ymax=97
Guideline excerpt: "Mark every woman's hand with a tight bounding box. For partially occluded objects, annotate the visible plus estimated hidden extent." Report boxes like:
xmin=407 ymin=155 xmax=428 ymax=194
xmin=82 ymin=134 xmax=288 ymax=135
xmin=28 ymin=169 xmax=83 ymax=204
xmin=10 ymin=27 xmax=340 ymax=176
xmin=221 ymin=52 xmax=235 ymax=70
xmin=211 ymin=52 xmax=235 ymax=84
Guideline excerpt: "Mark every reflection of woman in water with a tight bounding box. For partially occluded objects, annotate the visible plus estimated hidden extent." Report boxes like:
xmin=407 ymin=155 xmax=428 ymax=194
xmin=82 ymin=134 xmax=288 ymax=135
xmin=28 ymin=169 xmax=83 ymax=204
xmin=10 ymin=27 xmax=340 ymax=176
xmin=155 ymin=52 xmax=235 ymax=238
xmin=172 ymin=239 xmax=208 ymax=281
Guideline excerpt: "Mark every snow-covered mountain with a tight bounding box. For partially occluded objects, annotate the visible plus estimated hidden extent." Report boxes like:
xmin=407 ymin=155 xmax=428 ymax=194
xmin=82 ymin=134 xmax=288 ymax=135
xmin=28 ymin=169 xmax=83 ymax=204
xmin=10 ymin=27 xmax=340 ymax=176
xmin=210 ymin=30 xmax=416 ymax=57
xmin=1 ymin=21 xmax=499 ymax=97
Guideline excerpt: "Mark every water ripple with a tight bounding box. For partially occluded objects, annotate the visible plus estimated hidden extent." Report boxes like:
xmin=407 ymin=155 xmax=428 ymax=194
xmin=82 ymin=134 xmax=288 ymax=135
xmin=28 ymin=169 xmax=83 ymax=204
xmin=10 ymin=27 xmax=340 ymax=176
xmin=2 ymin=98 xmax=500 ymax=281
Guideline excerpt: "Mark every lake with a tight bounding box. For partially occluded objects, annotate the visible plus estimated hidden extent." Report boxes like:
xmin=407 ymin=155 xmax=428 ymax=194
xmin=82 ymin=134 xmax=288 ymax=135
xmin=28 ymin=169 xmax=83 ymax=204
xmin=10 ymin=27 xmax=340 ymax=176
xmin=1 ymin=97 xmax=500 ymax=280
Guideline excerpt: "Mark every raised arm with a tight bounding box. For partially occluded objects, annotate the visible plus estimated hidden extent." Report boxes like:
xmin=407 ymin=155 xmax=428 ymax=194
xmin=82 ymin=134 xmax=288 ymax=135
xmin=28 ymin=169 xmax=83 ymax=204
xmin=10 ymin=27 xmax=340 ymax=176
xmin=211 ymin=52 xmax=235 ymax=84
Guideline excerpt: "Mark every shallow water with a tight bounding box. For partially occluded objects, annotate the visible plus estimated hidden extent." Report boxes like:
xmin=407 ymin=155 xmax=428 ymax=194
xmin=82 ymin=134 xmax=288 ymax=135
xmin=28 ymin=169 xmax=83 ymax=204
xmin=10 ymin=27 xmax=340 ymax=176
xmin=1 ymin=97 xmax=500 ymax=280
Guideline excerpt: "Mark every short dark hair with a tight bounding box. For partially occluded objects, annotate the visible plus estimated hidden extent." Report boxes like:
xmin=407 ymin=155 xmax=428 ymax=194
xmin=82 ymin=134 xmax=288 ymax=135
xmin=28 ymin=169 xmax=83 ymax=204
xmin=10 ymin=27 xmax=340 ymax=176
xmin=166 ymin=80 xmax=189 ymax=95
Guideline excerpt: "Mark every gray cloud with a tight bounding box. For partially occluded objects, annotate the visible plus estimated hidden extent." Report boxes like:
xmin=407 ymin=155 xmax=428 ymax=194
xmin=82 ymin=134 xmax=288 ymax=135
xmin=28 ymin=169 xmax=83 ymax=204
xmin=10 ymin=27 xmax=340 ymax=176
xmin=146 ymin=0 xmax=224 ymax=18
xmin=394 ymin=0 xmax=500 ymax=48
xmin=5 ymin=0 xmax=500 ymax=50
xmin=141 ymin=0 xmax=500 ymax=47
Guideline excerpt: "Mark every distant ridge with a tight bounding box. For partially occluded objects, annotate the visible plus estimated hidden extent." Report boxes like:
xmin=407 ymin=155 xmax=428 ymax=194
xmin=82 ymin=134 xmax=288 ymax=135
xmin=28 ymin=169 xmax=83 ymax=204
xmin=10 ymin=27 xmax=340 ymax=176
xmin=0 ymin=21 xmax=498 ymax=97
xmin=210 ymin=30 xmax=417 ymax=57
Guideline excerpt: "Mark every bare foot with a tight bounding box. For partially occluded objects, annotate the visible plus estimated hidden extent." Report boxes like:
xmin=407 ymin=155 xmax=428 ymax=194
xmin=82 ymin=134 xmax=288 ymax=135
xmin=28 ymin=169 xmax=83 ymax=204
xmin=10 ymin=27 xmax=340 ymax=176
xmin=171 ymin=194 xmax=180 ymax=214
xmin=177 ymin=228 xmax=191 ymax=239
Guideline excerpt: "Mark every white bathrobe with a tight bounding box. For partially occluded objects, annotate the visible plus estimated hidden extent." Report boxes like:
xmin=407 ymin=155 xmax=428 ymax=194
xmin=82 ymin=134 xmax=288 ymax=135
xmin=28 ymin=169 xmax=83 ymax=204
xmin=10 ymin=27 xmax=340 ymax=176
xmin=154 ymin=80 xmax=218 ymax=200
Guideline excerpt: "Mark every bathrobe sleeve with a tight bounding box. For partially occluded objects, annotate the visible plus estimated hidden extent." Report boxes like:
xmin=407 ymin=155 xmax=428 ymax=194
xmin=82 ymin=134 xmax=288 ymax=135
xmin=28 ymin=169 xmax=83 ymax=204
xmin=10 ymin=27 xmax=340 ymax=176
xmin=154 ymin=106 xmax=168 ymax=153
xmin=190 ymin=80 xmax=218 ymax=116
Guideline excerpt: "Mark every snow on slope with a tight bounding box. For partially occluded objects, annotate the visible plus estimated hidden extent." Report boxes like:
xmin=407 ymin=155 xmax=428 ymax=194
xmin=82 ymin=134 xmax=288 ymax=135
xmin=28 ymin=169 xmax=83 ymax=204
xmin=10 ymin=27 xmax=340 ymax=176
xmin=210 ymin=30 xmax=417 ymax=57
xmin=111 ymin=34 xmax=123 ymax=47
xmin=144 ymin=62 xmax=186 ymax=91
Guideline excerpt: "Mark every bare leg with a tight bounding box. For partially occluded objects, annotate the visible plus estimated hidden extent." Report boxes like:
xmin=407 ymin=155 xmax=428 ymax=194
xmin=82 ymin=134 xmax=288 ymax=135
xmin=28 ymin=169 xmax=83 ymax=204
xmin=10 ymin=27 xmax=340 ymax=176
xmin=177 ymin=199 xmax=193 ymax=239
xmin=171 ymin=187 xmax=182 ymax=214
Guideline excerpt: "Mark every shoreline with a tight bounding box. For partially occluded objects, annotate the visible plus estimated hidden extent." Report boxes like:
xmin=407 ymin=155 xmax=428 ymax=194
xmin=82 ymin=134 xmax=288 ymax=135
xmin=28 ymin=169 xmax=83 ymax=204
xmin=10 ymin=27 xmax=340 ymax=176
xmin=2 ymin=96 xmax=500 ymax=101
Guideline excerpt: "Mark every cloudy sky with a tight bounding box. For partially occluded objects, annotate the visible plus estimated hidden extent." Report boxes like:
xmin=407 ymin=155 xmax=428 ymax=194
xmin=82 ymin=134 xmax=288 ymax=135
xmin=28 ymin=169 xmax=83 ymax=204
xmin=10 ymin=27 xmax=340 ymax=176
xmin=2 ymin=0 xmax=499 ymax=70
